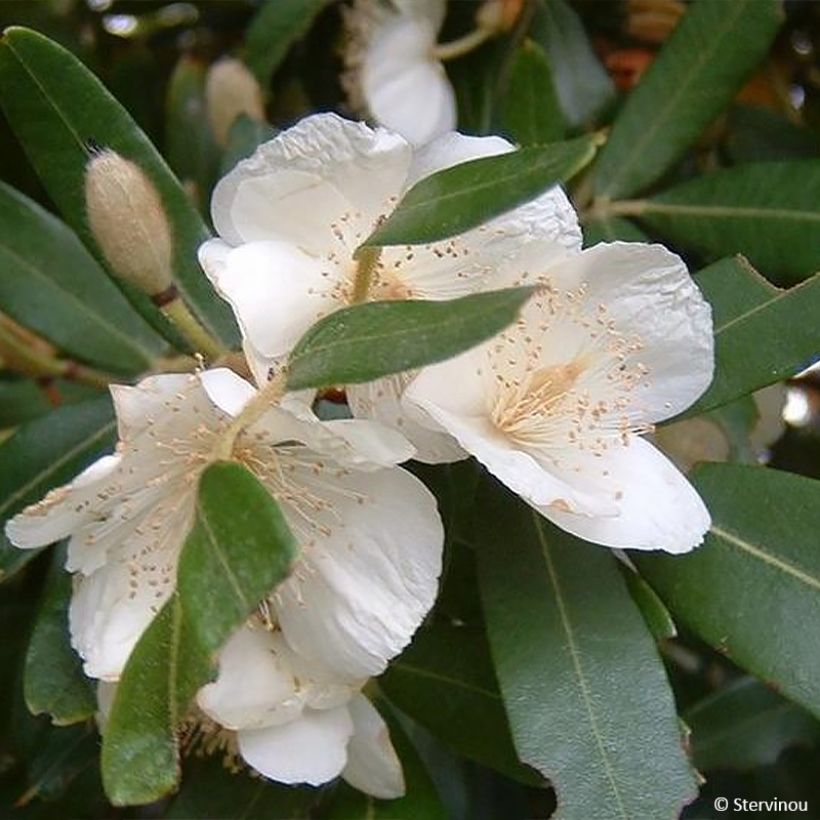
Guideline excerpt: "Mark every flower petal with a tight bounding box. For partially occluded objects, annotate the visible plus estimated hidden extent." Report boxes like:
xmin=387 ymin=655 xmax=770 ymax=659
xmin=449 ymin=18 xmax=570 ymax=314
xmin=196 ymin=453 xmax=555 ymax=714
xmin=342 ymin=695 xmax=405 ymax=799
xmin=199 ymin=367 xmax=256 ymax=417
xmin=238 ymin=704 xmax=354 ymax=786
xmin=543 ymin=437 xmax=711 ymax=554
xmin=210 ymin=113 xmax=410 ymax=254
xmin=273 ymin=463 xmax=443 ymax=679
xmin=110 ymin=373 xmax=197 ymax=441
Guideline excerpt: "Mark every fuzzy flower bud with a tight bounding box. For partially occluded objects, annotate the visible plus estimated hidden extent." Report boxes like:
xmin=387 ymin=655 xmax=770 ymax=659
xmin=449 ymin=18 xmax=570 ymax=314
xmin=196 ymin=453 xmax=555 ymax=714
xmin=84 ymin=149 xmax=174 ymax=298
xmin=205 ymin=57 xmax=265 ymax=146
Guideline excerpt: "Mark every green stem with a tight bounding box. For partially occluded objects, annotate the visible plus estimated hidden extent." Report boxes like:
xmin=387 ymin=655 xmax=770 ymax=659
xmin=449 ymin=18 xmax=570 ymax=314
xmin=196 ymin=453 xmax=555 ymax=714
xmin=433 ymin=27 xmax=494 ymax=61
xmin=161 ymin=297 xmax=226 ymax=361
xmin=581 ymin=198 xmax=648 ymax=224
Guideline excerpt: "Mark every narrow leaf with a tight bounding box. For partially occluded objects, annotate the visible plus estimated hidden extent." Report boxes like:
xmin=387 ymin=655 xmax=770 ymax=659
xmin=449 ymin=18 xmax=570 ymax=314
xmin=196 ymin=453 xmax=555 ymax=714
xmin=286 ymin=288 xmax=534 ymax=390
xmin=636 ymin=464 xmax=820 ymax=719
xmin=0 ymin=181 xmax=162 ymax=372
xmin=0 ymin=379 xmax=99 ymax=429
xmin=582 ymin=215 xmax=649 ymax=246
xmin=362 ymin=136 xmax=599 ymax=248
xmin=0 ymin=27 xmax=238 ymax=346
xmin=593 ymin=0 xmax=782 ymax=199
xmin=637 ymin=161 xmax=820 ymax=283
xmin=476 ymin=480 xmax=698 ymax=819
xmin=102 ymin=462 xmax=297 ymax=805
xmin=689 ymin=256 xmax=819 ymax=414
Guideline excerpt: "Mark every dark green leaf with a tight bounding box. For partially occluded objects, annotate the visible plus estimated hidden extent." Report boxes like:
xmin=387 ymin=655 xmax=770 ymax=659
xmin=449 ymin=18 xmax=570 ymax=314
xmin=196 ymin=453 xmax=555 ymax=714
xmin=0 ymin=379 xmax=99 ymax=429
xmin=244 ymin=0 xmax=328 ymax=84
xmin=362 ymin=136 xmax=599 ymax=248
xmin=286 ymin=288 xmax=534 ymax=390
xmin=102 ymin=462 xmax=297 ymax=805
xmin=0 ymin=27 xmax=238 ymax=347
xmin=529 ymin=0 xmax=614 ymax=129
xmin=501 ymin=40 xmax=565 ymax=146
xmin=582 ymin=216 xmax=649 ymax=247
xmin=381 ymin=622 xmax=541 ymax=787
xmin=476 ymin=481 xmax=697 ymax=819
xmin=221 ymin=114 xmax=277 ymax=175
xmin=725 ymin=105 xmax=820 ymax=164
xmin=636 ymin=463 xmax=820 ymax=720
xmin=685 ymin=677 xmax=820 ymax=772
xmin=688 ymin=256 xmax=819 ymax=414
xmin=0 ymin=181 xmax=162 ymax=372
xmin=324 ymin=701 xmax=447 ymax=820
xmin=24 ymin=546 xmax=95 ymax=725
xmin=621 ymin=567 xmax=677 ymax=641
xmin=635 ymin=162 xmax=820 ymax=283
xmin=0 ymin=396 xmax=116 ymax=583
xmin=592 ymin=0 xmax=782 ymax=199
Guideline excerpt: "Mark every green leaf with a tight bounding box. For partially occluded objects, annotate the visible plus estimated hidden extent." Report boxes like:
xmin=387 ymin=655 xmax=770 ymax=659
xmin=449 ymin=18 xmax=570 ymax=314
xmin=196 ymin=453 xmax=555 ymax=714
xmin=688 ymin=256 xmax=819 ymax=414
xmin=244 ymin=0 xmax=328 ymax=84
xmin=0 ymin=27 xmax=239 ymax=347
xmin=324 ymin=702 xmax=447 ymax=820
xmin=529 ymin=0 xmax=614 ymax=129
xmin=286 ymin=288 xmax=535 ymax=391
xmin=620 ymin=567 xmax=677 ymax=641
xmin=380 ymin=622 xmax=542 ymax=787
xmin=102 ymin=461 xmax=297 ymax=806
xmin=0 ymin=378 xmax=98 ymax=429
xmin=362 ymin=135 xmax=599 ymax=248
xmin=24 ymin=546 xmax=95 ymax=725
xmin=0 ymin=181 xmax=163 ymax=372
xmin=636 ymin=463 xmax=820 ymax=720
xmin=592 ymin=0 xmax=782 ymax=199
xmin=582 ymin=215 xmax=649 ymax=247
xmin=165 ymin=55 xmax=220 ymax=213
xmin=501 ymin=40 xmax=565 ymax=146
xmin=685 ymin=677 xmax=820 ymax=772
xmin=221 ymin=114 xmax=277 ymax=175
xmin=0 ymin=396 xmax=116 ymax=583
xmin=475 ymin=481 xmax=698 ymax=819
xmin=634 ymin=162 xmax=820 ymax=283
xmin=726 ymin=105 xmax=820 ymax=164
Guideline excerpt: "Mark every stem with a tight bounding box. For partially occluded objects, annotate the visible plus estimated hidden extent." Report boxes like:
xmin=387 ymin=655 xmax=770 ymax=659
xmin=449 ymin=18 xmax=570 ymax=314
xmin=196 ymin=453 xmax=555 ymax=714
xmin=581 ymin=198 xmax=648 ymax=224
xmin=161 ymin=297 xmax=226 ymax=361
xmin=351 ymin=246 xmax=382 ymax=304
xmin=213 ymin=371 xmax=287 ymax=461
xmin=433 ymin=27 xmax=494 ymax=61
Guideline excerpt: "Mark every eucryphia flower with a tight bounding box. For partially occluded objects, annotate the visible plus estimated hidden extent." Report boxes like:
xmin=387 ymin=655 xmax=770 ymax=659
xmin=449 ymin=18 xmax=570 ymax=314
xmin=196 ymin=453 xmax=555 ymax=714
xmin=404 ymin=240 xmax=714 ymax=553
xmin=198 ymin=112 xmax=580 ymax=462
xmin=6 ymin=368 xmax=443 ymax=791
xmin=344 ymin=0 xmax=456 ymax=146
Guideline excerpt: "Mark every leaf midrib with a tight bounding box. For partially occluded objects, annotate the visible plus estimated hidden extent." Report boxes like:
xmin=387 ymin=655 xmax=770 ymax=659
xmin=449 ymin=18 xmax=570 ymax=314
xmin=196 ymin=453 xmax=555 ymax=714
xmin=644 ymin=201 xmax=820 ymax=223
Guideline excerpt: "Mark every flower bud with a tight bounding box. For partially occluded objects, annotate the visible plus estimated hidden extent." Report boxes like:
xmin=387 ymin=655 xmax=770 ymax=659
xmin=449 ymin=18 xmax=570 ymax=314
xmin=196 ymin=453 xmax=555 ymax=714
xmin=205 ymin=57 xmax=265 ymax=146
xmin=476 ymin=0 xmax=524 ymax=33
xmin=85 ymin=149 xmax=174 ymax=298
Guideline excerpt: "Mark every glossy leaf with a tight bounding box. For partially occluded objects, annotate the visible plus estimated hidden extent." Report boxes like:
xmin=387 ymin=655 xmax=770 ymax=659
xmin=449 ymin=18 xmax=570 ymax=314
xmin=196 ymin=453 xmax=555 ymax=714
xmin=501 ymin=40 xmax=565 ymax=145
xmin=0 ymin=181 xmax=162 ymax=372
xmin=688 ymin=257 xmax=819 ymax=414
xmin=636 ymin=464 xmax=820 ymax=719
xmin=380 ymin=622 xmax=540 ymax=787
xmin=593 ymin=0 xmax=782 ymax=199
xmin=244 ymin=0 xmax=328 ymax=84
xmin=0 ymin=27 xmax=238 ymax=347
xmin=476 ymin=481 xmax=698 ymax=819
xmin=0 ymin=396 xmax=116 ymax=583
xmin=362 ymin=135 xmax=599 ymax=248
xmin=102 ymin=462 xmax=297 ymax=805
xmin=621 ymin=567 xmax=677 ymax=641
xmin=685 ymin=677 xmax=820 ymax=772
xmin=286 ymin=288 xmax=535 ymax=390
xmin=24 ymin=546 xmax=95 ymax=725
xmin=529 ymin=0 xmax=614 ymax=128
xmin=636 ymin=162 xmax=820 ymax=283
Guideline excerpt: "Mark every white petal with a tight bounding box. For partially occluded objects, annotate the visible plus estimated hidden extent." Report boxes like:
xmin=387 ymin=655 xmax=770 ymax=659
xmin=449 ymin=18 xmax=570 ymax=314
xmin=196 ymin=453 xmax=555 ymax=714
xmin=200 ymin=239 xmax=342 ymax=360
xmin=238 ymin=705 xmax=354 ymax=786
xmin=199 ymin=368 xmax=256 ymax=417
xmin=210 ymin=113 xmax=410 ymax=254
xmin=547 ymin=242 xmax=714 ymax=422
xmin=348 ymin=375 xmax=466 ymax=464
xmin=273 ymin=463 xmax=443 ymax=679
xmin=543 ymin=437 xmax=711 ymax=554
xmin=110 ymin=373 xmax=196 ymax=441
xmin=342 ymin=695 xmax=405 ymax=799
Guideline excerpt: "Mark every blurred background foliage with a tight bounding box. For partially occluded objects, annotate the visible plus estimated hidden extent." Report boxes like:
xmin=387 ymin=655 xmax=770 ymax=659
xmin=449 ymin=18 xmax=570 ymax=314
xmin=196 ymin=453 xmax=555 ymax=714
xmin=0 ymin=1 xmax=819 ymax=818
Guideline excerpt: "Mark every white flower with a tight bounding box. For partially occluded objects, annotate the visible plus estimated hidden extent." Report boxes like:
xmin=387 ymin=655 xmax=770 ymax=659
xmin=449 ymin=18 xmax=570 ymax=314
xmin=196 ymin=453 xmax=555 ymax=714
xmin=6 ymin=368 xmax=443 ymax=683
xmin=198 ymin=112 xmax=581 ymax=462
xmin=404 ymin=240 xmax=714 ymax=553
xmin=345 ymin=0 xmax=456 ymax=146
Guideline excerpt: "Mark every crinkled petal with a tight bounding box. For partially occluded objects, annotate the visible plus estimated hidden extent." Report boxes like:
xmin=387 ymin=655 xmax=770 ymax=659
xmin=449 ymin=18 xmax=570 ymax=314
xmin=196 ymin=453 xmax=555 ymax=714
xmin=210 ymin=113 xmax=411 ymax=254
xmin=543 ymin=437 xmax=711 ymax=554
xmin=238 ymin=704 xmax=354 ymax=786
xmin=342 ymin=695 xmax=405 ymax=799
xmin=272 ymin=462 xmax=443 ymax=679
